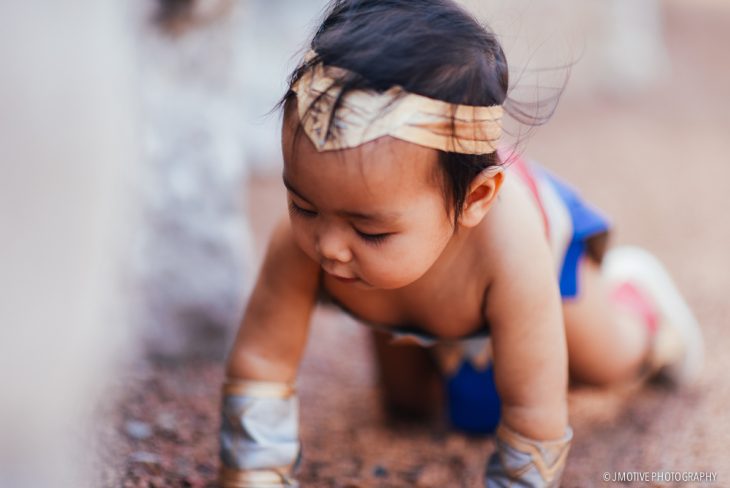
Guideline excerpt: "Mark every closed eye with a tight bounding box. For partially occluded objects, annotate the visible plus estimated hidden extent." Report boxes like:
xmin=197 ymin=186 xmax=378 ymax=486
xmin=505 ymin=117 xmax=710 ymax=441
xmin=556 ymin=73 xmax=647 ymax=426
xmin=355 ymin=229 xmax=391 ymax=245
xmin=289 ymin=198 xmax=392 ymax=244
xmin=288 ymin=201 xmax=317 ymax=218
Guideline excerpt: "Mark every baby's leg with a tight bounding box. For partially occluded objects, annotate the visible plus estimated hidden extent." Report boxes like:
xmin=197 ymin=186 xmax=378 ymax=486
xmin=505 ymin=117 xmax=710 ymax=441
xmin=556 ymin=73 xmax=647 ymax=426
xmin=563 ymin=256 xmax=652 ymax=385
xmin=370 ymin=330 xmax=443 ymax=420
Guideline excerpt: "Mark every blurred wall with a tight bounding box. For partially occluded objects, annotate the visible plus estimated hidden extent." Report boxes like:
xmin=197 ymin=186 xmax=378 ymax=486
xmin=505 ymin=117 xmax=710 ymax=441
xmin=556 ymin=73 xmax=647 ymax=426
xmin=0 ymin=2 xmax=136 ymax=486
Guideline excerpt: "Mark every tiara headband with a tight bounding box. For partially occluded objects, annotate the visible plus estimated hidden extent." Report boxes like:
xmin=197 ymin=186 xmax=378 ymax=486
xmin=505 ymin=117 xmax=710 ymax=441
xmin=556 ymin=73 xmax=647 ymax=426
xmin=290 ymin=51 xmax=503 ymax=155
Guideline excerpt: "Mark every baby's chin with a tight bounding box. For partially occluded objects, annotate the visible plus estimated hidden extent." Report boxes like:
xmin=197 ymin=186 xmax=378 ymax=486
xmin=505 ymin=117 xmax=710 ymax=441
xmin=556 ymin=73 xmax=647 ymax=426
xmin=361 ymin=269 xmax=432 ymax=290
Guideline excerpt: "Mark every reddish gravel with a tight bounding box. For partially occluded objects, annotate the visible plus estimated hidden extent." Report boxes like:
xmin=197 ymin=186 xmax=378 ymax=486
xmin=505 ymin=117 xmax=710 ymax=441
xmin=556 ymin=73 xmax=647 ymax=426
xmin=100 ymin=2 xmax=730 ymax=486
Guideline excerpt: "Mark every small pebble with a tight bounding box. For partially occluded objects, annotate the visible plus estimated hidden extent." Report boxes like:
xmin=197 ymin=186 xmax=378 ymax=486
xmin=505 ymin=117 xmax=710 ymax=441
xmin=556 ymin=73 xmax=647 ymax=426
xmin=155 ymin=412 xmax=177 ymax=433
xmin=196 ymin=462 xmax=215 ymax=476
xmin=174 ymin=456 xmax=193 ymax=474
xmin=128 ymin=451 xmax=160 ymax=466
xmin=125 ymin=420 xmax=153 ymax=440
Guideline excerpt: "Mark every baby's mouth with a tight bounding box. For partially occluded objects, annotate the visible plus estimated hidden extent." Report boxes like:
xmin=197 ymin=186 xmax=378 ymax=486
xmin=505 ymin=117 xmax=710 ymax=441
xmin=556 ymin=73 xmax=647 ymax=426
xmin=324 ymin=268 xmax=360 ymax=283
xmin=331 ymin=273 xmax=359 ymax=283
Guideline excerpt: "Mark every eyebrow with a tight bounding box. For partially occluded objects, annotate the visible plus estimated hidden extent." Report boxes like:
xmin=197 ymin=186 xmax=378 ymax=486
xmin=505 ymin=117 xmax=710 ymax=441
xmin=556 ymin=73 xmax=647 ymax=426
xmin=282 ymin=174 xmax=400 ymax=224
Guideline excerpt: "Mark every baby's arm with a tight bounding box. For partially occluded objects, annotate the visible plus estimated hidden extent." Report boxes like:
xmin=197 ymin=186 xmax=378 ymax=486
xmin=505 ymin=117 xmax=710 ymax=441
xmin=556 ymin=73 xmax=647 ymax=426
xmin=220 ymin=216 xmax=320 ymax=487
xmin=483 ymin=207 xmax=571 ymax=486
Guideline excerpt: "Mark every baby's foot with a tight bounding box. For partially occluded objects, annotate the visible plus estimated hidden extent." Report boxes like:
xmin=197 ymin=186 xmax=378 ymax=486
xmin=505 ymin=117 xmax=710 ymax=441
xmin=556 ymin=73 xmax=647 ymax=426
xmin=602 ymin=246 xmax=704 ymax=386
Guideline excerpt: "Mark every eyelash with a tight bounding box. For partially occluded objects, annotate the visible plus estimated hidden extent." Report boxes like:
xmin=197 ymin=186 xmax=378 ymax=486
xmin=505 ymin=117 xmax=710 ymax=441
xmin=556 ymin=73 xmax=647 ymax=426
xmin=288 ymin=201 xmax=391 ymax=246
xmin=288 ymin=201 xmax=317 ymax=218
xmin=355 ymin=229 xmax=390 ymax=245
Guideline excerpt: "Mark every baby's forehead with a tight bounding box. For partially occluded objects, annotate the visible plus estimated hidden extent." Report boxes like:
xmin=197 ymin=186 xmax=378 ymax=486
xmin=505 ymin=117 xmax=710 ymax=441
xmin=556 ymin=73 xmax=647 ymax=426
xmin=283 ymin=130 xmax=444 ymax=214
xmin=288 ymin=134 xmax=439 ymax=187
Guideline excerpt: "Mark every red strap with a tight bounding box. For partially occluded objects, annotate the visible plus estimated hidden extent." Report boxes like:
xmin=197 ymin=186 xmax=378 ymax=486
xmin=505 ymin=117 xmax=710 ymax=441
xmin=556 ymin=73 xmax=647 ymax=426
xmin=610 ymin=282 xmax=660 ymax=336
xmin=509 ymin=156 xmax=550 ymax=238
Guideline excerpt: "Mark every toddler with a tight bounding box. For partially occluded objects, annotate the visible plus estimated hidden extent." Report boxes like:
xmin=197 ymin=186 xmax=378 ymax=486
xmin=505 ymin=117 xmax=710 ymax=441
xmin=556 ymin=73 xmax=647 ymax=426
xmin=219 ymin=1 xmax=704 ymax=486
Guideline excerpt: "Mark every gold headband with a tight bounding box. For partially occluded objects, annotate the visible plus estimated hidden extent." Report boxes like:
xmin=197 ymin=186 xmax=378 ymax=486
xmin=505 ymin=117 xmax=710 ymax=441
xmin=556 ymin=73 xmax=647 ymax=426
xmin=290 ymin=51 xmax=503 ymax=155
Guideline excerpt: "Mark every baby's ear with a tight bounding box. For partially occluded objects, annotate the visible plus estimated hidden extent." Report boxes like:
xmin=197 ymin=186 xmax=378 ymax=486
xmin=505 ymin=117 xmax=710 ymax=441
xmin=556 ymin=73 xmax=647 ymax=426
xmin=459 ymin=167 xmax=504 ymax=228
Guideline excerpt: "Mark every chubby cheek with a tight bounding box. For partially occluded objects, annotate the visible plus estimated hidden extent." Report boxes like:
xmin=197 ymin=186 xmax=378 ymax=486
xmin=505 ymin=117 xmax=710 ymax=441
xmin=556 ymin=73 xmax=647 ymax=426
xmin=288 ymin=219 xmax=320 ymax=264
xmin=360 ymin=235 xmax=448 ymax=288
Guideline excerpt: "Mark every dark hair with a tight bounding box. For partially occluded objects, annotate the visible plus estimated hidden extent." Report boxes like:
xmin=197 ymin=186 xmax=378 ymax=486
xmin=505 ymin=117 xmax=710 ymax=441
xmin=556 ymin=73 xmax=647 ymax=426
xmin=281 ymin=0 xmax=511 ymax=226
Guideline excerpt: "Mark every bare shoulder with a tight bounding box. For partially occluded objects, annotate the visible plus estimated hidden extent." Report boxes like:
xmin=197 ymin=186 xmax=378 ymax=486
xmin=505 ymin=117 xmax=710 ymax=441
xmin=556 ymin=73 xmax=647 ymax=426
xmin=478 ymin=172 xmax=559 ymax=322
xmin=481 ymin=175 xmax=554 ymax=290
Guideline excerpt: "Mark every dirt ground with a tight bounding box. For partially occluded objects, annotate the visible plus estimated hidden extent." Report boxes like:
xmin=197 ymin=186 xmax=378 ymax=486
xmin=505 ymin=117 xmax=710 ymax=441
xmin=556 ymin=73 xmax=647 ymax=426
xmin=101 ymin=2 xmax=730 ymax=486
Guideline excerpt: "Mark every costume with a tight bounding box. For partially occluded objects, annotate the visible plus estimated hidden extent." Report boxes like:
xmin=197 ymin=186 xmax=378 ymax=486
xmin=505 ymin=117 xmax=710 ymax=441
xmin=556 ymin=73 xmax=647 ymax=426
xmin=291 ymin=50 xmax=503 ymax=155
xmin=219 ymin=380 xmax=301 ymax=486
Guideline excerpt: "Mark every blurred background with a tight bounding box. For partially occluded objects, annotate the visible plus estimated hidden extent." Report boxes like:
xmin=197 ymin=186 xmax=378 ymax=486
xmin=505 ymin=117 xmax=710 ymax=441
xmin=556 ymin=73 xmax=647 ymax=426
xmin=1 ymin=0 xmax=728 ymax=486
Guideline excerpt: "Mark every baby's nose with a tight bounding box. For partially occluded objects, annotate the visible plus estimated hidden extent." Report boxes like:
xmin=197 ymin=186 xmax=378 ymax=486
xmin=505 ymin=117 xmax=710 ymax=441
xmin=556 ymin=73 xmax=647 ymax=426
xmin=316 ymin=229 xmax=353 ymax=264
